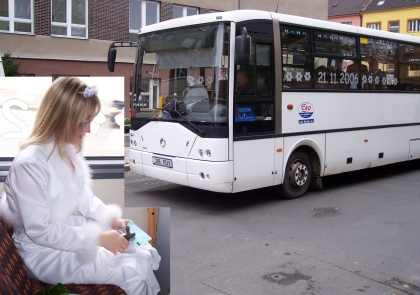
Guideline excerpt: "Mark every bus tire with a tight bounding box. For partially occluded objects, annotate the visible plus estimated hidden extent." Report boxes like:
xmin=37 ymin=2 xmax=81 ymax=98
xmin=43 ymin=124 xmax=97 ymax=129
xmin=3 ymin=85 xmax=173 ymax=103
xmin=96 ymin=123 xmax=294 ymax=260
xmin=277 ymin=150 xmax=312 ymax=199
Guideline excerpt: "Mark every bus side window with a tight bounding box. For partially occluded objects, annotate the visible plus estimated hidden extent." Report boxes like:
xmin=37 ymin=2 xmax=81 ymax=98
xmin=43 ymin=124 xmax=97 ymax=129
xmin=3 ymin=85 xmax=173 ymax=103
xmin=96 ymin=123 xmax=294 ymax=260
xmin=346 ymin=61 xmax=360 ymax=90
xmin=256 ymin=43 xmax=272 ymax=96
xmin=399 ymin=64 xmax=420 ymax=91
xmin=280 ymin=25 xmax=312 ymax=89
xmin=361 ymin=37 xmax=398 ymax=90
xmin=313 ymin=31 xmax=359 ymax=90
xmin=399 ymin=43 xmax=420 ymax=91
xmin=236 ymin=66 xmax=255 ymax=96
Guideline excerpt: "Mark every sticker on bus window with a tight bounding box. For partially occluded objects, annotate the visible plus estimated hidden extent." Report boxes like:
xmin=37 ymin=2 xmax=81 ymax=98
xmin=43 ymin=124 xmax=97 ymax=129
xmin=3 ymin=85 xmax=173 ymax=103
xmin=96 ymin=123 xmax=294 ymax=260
xmin=235 ymin=107 xmax=255 ymax=122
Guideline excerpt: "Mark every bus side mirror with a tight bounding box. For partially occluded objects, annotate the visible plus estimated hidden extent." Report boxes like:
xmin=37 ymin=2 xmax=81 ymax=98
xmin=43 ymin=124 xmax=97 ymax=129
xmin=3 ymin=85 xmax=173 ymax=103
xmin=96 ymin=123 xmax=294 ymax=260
xmin=107 ymin=43 xmax=117 ymax=72
xmin=107 ymin=41 xmax=137 ymax=72
xmin=235 ymin=27 xmax=251 ymax=65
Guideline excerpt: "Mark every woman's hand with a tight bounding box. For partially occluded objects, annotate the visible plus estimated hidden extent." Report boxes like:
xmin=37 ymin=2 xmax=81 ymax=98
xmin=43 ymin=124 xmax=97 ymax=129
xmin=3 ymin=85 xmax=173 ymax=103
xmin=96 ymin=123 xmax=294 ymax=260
xmin=111 ymin=218 xmax=130 ymax=232
xmin=98 ymin=230 xmax=129 ymax=255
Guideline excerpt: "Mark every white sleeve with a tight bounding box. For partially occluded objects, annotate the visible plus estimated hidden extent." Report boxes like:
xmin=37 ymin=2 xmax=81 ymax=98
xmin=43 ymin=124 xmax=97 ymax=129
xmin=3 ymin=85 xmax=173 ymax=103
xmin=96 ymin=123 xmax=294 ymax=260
xmin=77 ymin=191 xmax=122 ymax=231
xmin=72 ymin=149 xmax=122 ymax=230
xmin=8 ymin=158 xmax=102 ymax=263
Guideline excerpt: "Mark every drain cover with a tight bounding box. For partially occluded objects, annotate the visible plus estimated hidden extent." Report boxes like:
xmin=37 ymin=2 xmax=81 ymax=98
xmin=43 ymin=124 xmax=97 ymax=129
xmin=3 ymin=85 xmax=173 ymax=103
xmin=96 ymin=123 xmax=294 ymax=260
xmin=270 ymin=274 xmax=285 ymax=281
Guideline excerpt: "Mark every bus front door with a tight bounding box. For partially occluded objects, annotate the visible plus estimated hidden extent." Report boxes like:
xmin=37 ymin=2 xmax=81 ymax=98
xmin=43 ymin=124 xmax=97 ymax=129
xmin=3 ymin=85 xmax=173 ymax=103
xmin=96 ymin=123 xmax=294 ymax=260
xmin=232 ymin=138 xmax=275 ymax=193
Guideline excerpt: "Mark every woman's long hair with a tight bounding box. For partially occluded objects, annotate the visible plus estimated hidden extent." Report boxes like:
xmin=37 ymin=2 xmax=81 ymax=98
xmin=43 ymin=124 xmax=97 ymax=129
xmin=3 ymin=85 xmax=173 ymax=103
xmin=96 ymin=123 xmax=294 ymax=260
xmin=19 ymin=77 xmax=101 ymax=160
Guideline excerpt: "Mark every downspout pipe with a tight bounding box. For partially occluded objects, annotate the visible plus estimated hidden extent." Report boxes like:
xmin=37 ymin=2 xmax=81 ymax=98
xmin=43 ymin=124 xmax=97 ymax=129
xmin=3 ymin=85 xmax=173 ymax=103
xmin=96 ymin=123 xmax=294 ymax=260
xmin=239 ymin=0 xmax=242 ymax=10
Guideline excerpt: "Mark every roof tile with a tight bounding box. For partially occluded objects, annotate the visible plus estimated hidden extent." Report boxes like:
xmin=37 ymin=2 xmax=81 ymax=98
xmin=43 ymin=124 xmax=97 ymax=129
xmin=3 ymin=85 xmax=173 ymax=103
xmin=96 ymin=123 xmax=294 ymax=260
xmin=363 ymin=0 xmax=420 ymax=12
xmin=328 ymin=0 xmax=372 ymax=16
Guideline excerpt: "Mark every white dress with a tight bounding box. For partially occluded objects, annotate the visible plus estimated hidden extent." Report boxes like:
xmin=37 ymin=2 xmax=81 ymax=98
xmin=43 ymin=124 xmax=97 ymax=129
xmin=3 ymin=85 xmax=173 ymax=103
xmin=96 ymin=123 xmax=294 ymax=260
xmin=0 ymin=142 xmax=160 ymax=295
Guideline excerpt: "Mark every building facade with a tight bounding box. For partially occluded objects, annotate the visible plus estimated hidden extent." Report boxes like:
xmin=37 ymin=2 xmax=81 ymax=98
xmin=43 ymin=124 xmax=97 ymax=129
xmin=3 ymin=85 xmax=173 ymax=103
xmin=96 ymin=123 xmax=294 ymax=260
xmin=0 ymin=0 xmax=327 ymax=114
xmin=361 ymin=0 xmax=420 ymax=37
xmin=328 ymin=0 xmax=372 ymax=26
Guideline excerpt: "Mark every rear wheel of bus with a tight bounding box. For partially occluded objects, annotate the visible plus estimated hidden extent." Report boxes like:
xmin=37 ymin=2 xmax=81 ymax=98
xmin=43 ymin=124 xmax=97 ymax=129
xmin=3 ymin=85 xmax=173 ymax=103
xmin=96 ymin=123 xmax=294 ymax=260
xmin=276 ymin=150 xmax=312 ymax=199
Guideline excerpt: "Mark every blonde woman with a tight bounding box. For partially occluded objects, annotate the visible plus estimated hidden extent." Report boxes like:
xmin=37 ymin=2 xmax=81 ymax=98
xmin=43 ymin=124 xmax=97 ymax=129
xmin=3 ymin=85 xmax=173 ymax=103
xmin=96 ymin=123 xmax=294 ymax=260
xmin=0 ymin=77 xmax=160 ymax=295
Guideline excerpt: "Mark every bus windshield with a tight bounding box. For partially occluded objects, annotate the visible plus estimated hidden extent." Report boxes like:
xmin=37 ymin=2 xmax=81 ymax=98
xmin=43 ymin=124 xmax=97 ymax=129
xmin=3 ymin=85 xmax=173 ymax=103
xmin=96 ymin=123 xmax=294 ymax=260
xmin=132 ymin=23 xmax=230 ymax=130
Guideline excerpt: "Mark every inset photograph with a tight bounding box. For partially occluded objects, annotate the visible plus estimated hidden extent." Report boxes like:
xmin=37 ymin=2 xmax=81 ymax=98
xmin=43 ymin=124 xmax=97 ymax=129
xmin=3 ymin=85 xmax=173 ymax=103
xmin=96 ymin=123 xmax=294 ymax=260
xmin=0 ymin=76 xmax=168 ymax=295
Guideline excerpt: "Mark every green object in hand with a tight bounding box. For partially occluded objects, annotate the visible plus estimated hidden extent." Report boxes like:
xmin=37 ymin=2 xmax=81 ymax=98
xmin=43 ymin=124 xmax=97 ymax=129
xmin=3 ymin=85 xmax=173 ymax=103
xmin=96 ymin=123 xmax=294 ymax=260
xmin=35 ymin=283 xmax=69 ymax=295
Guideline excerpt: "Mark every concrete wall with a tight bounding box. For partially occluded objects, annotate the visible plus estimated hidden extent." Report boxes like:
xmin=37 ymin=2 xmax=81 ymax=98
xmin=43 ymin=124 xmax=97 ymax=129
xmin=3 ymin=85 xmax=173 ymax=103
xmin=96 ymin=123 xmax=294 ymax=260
xmin=0 ymin=34 xmax=136 ymax=63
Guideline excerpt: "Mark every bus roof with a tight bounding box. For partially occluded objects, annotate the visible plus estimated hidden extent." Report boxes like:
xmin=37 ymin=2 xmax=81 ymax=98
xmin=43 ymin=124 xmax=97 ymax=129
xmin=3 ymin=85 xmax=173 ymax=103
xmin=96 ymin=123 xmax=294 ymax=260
xmin=138 ymin=10 xmax=272 ymax=34
xmin=271 ymin=12 xmax=420 ymax=43
xmin=138 ymin=9 xmax=420 ymax=44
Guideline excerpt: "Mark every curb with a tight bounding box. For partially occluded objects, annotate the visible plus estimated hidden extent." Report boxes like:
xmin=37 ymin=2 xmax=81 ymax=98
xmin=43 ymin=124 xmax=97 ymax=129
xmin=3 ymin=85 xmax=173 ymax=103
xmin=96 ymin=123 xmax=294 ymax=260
xmin=124 ymin=133 xmax=130 ymax=147
xmin=124 ymin=134 xmax=130 ymax=172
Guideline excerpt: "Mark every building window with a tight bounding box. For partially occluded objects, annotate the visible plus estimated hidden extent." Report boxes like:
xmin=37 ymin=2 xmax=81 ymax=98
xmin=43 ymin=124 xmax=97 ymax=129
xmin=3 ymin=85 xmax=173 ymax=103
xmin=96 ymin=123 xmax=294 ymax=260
xmin=341 ymin=22 xmax=352 ymax=25
xmin=389 ymin=21 xmax=399 ymax=33
xmin=172 ymin=5 xmax=198 ymax=19
xmin=0 ymin=0 xmax=33 ymax=33
xmin=408 ymin=19 xmax=420 ymax=32
xmin=367 ymin=23 xmax=380 ymax=30
xmin=129 ymin=0 xmax=159 ymax=42
xmin=51 ymin=0 xmax=87 ymax=38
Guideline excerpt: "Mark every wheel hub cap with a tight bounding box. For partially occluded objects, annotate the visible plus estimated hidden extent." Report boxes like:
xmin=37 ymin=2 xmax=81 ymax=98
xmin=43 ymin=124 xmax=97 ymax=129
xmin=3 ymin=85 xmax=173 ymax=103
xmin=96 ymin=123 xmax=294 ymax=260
xmin=289 ymin=161 xmax=308 ymax=188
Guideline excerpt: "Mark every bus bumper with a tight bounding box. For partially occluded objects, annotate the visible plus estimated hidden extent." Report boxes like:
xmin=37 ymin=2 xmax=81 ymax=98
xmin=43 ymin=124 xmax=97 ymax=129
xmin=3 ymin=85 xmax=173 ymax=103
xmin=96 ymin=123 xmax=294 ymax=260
xmin=186 ymin=159 xmax=233 ymax=193
xmin=129 ymin=149 xmax=145 ymax=176
xmin=130 ymin=149 xmax=234 ymax=193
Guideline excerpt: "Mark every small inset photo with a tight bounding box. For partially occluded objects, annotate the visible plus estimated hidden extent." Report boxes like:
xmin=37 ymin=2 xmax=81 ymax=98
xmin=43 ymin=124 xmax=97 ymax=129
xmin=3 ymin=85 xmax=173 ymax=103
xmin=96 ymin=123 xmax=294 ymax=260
xmin=123 ymin=207 xmax=171 ymax=295
xmin=0 ymin=77 xmax=168 ymax=295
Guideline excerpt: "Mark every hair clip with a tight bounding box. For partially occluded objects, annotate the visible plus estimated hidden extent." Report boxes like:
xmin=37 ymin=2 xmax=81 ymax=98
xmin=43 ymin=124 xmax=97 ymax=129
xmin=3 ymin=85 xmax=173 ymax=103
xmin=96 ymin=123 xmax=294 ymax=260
xmin=80 ymin=85 xmax=98 ymax=98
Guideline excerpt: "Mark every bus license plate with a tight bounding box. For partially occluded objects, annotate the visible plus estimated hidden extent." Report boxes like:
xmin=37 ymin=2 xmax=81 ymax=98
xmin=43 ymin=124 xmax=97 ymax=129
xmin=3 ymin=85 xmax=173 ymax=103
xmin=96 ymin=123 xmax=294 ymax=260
xmin=152 ymin=156 xmax=173 ymax=168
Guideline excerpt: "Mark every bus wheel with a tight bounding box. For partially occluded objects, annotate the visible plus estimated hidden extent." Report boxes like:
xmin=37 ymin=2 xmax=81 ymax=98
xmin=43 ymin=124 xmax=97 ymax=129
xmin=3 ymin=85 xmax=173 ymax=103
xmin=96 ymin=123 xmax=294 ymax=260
xmin=278 ymin=150 xmax=312 ymax=199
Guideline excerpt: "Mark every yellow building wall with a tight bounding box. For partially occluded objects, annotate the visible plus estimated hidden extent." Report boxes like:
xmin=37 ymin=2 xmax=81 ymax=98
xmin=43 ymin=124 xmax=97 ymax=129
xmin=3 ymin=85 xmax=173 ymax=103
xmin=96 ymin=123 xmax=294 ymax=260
xmin=362 ymin=7 xmax=420 ymax=37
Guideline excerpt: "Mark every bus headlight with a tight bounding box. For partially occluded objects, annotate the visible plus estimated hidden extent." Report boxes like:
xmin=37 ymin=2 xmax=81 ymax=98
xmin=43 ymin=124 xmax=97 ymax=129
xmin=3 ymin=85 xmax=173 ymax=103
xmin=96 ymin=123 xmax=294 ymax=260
xmin=198 ymin=149 xmax=204 ymax=157
xmin=205 ymin=149 xmax=211 ymax=157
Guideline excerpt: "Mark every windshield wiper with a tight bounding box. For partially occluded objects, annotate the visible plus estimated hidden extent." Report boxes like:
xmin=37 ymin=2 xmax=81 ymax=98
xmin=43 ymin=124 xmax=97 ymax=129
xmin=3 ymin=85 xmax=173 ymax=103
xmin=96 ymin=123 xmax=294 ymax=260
xmin=173 ymin=108 xmax=206 ymax=136
xmin=156 ymin=99 xmax=206 ymax=136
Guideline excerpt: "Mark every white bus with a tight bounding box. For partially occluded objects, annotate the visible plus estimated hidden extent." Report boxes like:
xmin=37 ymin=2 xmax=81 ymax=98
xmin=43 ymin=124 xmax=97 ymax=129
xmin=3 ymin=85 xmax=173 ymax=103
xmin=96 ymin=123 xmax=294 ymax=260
xmin=109 ymin=10 xmax=420 ymax=198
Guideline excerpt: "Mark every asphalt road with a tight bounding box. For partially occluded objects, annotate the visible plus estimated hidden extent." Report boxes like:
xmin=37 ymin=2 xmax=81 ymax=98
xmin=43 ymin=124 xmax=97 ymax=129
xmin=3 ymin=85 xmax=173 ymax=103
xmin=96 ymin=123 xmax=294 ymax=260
xmin=125 ymin=160 xmax=420 ymax=295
